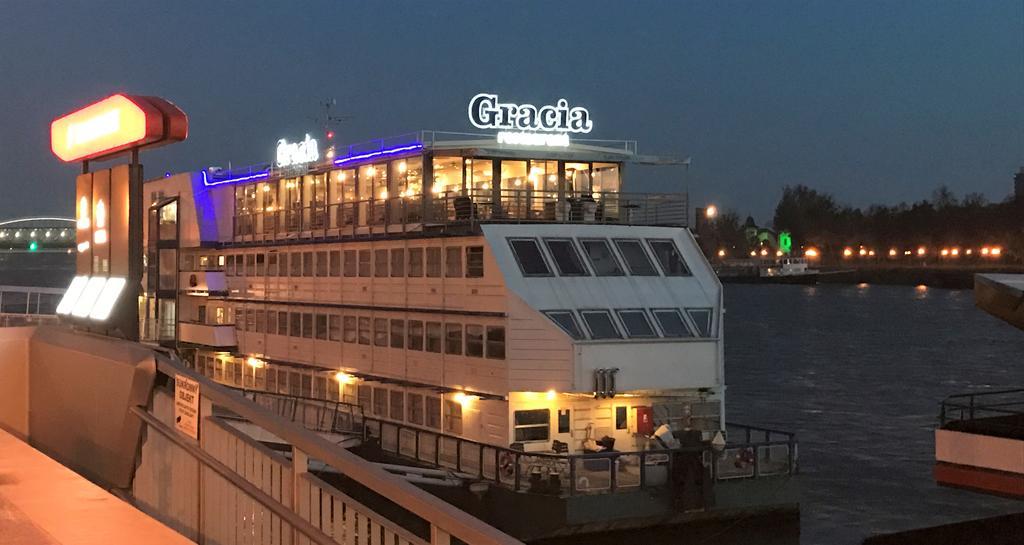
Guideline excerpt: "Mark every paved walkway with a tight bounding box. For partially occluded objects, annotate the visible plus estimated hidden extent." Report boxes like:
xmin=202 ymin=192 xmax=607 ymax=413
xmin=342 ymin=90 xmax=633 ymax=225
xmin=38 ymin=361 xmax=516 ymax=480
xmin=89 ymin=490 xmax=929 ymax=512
xmin=0 ymin=427 xmax=193 ymax=545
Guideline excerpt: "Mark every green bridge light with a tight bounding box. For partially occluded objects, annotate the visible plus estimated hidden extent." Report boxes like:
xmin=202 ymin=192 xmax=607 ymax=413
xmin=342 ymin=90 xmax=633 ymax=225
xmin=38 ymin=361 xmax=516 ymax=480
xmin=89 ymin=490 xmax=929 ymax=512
xmin=28 ymin=241 xmax=38 ymax=252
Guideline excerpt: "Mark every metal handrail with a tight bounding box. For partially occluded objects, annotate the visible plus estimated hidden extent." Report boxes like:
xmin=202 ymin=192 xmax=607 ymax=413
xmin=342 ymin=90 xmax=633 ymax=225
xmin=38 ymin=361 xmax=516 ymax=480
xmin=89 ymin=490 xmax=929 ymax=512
xmin=155 ymin=355 xmax=522 ymax=545
xmin=940 ymin=389 xmax=1024 ymax=427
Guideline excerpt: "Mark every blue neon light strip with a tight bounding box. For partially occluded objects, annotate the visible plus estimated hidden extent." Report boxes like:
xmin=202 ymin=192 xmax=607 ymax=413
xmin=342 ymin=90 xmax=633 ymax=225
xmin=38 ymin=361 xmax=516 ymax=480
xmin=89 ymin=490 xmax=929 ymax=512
xmin=200 ymin=142 xmax=423 ymax=187
xmin=333 ymin=144 xmax=423 ymax=166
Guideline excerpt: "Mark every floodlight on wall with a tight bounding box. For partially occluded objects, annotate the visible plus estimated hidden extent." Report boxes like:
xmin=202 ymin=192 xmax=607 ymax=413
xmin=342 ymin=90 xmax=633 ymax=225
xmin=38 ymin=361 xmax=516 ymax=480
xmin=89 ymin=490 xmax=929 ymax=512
xmin=89 ymin=277 xmax=127 ymax=321
xmin=56 ymin=275 xmax=89 ymax=315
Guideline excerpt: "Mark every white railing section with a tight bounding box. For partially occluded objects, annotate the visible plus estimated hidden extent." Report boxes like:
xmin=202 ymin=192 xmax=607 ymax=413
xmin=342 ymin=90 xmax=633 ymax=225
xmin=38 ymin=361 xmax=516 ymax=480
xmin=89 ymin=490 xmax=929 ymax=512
xmin=0 ymin=285 xmax=64 ymax=327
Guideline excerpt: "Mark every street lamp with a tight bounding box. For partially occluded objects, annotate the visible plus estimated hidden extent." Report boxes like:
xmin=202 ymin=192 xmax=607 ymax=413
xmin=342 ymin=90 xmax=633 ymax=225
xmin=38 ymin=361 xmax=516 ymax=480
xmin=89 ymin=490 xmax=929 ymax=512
xmin=705 ymin=204 xmax=718 ymax=219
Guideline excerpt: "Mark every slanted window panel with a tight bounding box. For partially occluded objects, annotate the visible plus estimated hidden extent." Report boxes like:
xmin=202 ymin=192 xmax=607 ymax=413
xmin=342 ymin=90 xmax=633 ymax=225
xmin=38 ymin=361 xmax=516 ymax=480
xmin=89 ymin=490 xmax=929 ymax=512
xmin=648 ymin=239 xmax=690 ymax=276
xmin=514 ymin=409 xmax=550 ymax=442
xmin=486 ymin=326 xmax=505 ymax=359
xmin=407 ymin=320 xmax=424 ymax=351
xmin=616 ymin=309 xmax=657 ymax=338
xmin=344 ymin=250 xmax=357 ymax=277
xmin=580 ymin=239 xmax=624 ymax=276
xmin=390 ymin=249 xmax=405 ymax=277
xmin=466 ymin=246 xmax=484 ymax=278
xmin=390 ymin=319 xmax=405 ymax=349
xmin=408 ymin=248 xmax=424 ymax=277
xmin=581 ymin=310 xmax=621 ymax=339
xmin=652 ymin=309 xmax=693 ymax=338
xmin=544 ymin=238 xmax=588 ymax=276
xmin=358 ymin=317 xmax=371 ymax=345
xmin=613 ymin=239 xmax=658 ymax=276
xmin=374 ymin=249 xmax=388 ymax=277
xmin=374 ymin=318 xmax=388 ymax=346
xmin=686 ymin=308 xmax=714 ymax=337
xmin=426 ymin=248 xmax=442 ymax=277
xmin=508 ymin=238 xmax=551 ymax=276
xmin=465 ymin=325 xmax=484 ymax=357
xmin=343 ymin=316 xmax=358 ymax=343
xmin=425 ymin=322 xmax=442 ymax=353
xmin=445 ymin=247 xmax=462 ymax=278
xmin=544 ymin=311 xmax=585 ymax=340
xmin=445 ymin=323 xmax=463 ymax=355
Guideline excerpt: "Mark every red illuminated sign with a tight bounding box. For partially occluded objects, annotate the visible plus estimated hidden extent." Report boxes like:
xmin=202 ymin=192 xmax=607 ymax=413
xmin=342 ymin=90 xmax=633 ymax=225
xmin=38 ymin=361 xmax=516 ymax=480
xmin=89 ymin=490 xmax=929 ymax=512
xmin=51 ymin=94 xmax=188 ymax=162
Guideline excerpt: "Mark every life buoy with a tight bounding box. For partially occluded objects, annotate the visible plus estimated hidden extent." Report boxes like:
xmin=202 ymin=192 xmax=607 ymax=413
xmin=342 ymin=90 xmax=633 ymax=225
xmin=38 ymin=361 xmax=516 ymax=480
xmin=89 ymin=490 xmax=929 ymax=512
xmin=733 ymin=447 xmax=755 ymax=469
xmin=498 ymin=451 xmax=515 ymax=477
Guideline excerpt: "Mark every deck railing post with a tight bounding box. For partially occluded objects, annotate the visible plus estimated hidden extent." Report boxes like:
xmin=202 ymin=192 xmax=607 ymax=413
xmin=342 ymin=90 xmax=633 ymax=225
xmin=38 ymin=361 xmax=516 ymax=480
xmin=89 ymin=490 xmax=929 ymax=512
xmin=431 ymin=526 xmax=451 ymax=545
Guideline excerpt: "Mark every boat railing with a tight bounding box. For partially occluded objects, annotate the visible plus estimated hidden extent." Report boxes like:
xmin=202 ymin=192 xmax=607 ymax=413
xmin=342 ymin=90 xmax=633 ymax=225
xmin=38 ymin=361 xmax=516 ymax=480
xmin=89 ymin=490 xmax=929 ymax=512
xmin=0 ymin=285 xmax=65 ymax=327
xmin=232 ymin=389 xmax=797 ymax=498
xmin=939 ymin=389 xmax=1024 ymax=437
xmin=230 ymin=190 xmax=688 ymax=244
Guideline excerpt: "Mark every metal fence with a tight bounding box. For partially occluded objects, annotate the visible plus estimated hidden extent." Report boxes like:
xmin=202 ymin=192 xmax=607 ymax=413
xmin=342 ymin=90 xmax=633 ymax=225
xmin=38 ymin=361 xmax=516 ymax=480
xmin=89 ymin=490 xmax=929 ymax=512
xmin=235 ymin=390 xmax=797 ymax=498
xmin=940 ymin=388 xmax=1024 ymax=436
xmin=0 ymin=285 xmax=64 ymax=327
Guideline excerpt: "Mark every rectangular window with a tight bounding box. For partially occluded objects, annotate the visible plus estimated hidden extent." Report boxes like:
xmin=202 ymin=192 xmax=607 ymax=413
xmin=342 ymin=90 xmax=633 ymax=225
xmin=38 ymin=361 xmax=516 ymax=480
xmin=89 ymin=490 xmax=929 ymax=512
xmin=558 ymin=409 xmax=571 ymax=434
xmin=426 ymin=322 xmax=442 ymax=353
xmin=290 ymin=252 xmax=302 ymax=276
xmin=408 ymin=248 xmax=424 ymax=277
xmin=225 ymin=255 xmax=235 ymax=276
xmin=613 ymin=239 xmax=658 ymax=276
xmin=580 ymin=310 xmax=621 ymax=339
xmin=514 ymin=409 xmax=550 ymax=442
xmin=390 ymin=249 xmax=405 ymax=277
xmin=648 ymin=239 xmax=690 ymax=276
xmin=289 ymin=312 xmax=301 ymax=337
xmin=268 ymin=253 xmax=279 ymax=276
xmin=268 ymin=309 xmax=278 ymax=334
xmin=508 ymin=238 xmax=551 ymax=276
xmin=344 ymin=250 xmax=357 ymax=277
xmin=358 ymin=249 xmax=371 ymax=277
xmin=255 ymin=310 xmax=265 ymax=332
xmin=278 ymin=311 xmax=289 ymax=336
xmin=544 ymin=311 xmax=585 ymax=340
xmin=374 ymin=249 xmax=388 ymax=277
xmin=315 ymin=313 xmax=328 ymax=340
xmin=343 ymin=315 xmax=358 ymax=343
xmin=315 ymin=251 xmax=328 ymax=277
xmin=329 ymin=314 xmax=341 ymax=341
xmin=465 ymin=325 xmax=484 ymax=357
xmin=652 ymin=309 xmax=693 ymax=338
xmin=615 ymin=406 xmax=628 ymax=430
xmin=302 ymin=312 xmax=313 ymax=338
xmin=358 ymin=385 xmax=372 ymax=411
xmin=302 ymin=252 xmax=314 ymax=277
xmin=444 ymin=323 xmax=463 ymax=355
xmin=544 ymin=238 xmax=588 ymax=276
xmin=407 ymin=393 xmax=424 ymax=425
xmin=444 ymin=399 xmax=463 ymax=434
xmin=389 ymin=391 xmax=404 ymax=421
xmin=373 ymin=388 xmax=388 ymax=416
xmin=245 ymin=254 xmax=256 ymax=276
xmin=686 ymin=308 xmax=714 ymax=337
xmin=407 ymin=320 xmax=424 ymax=351
xmin=256 ymin=253 xmax=266 ymax=276
xmin=616 ymin=309 xmax=657 ymax=338
xmin=374 ymin=318 xmax=388 ymax=346
xmin=426 ymin=248 xmax=442 ymax=277
xmin=329 ymin=250 xmax=341 ymax=277
xmin=425 ymin=396 xmax=442 ymax=429
xmin=246 ymin=309 xmax=255 ymax=331
xmin=278 ymin=253 xmax=288 ymax=277
xmin=358 ymin=317 xmax=371 ymax=345
xmin=580 ymin=239 xmax=624 ymax=276
xmin=445 ymin=247 xmax=462 ymax=277
xmin=486 ymin=326 xmax=505 ymax=359
xmin=390 ymin=319 xmax=405 ymax=349
xmin=466 ymin=246 xmax=484 ymax=278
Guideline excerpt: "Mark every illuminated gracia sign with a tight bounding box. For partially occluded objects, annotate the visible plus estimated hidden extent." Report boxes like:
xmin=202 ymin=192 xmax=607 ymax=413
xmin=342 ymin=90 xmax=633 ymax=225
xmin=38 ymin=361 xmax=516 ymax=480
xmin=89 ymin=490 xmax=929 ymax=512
xmin=276 ymin=134 xmax=319 ymax=167
xmin=468 ymin=93 xmax=592 ymax=147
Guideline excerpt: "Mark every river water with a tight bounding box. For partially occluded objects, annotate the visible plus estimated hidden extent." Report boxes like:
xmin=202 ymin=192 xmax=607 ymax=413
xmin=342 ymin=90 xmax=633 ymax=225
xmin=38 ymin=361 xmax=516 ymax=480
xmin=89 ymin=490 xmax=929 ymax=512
xmin=724 ymin=283 xmax=1024 ymax=544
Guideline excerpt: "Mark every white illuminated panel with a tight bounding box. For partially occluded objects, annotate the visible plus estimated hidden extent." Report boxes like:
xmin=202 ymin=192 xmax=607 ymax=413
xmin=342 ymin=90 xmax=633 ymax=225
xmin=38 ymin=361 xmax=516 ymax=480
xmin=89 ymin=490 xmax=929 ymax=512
xmin=88 ymin=277 xmax=126 ymax=321
xmin=56 ymin=275 xmax=89 ymax=315
xmin=276 ymin=134 xmax=319 ymax=167
xmin=496 ymin=131 xmax=570 ymax=147
xmin=72 ymin=276 xmax=107 ymax=318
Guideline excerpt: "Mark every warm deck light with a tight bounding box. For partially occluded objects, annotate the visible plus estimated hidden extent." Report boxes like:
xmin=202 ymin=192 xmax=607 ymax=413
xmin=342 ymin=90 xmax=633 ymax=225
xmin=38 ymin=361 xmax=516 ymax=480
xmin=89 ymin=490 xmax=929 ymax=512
xmin=246 ymin=356 xmax=265 ymax=369
xmin=843 ymin=248 xmax=853 ymax=257
xmin=335 ymin=371 xmax=357 ymax=384
xmin=868 ymin=250 xmax=876 ymax=257
xmin=940 ymin=249 xmax=949 ymax=256
xmin=965 ymin=249 xmax=973 ymax=256
xmin=717 ymin=249 xmax=726 ymax=257
xmin=749 ymin=251 xmax=756 ymax=257
xmin=546 ymin=389 xmax=557 ymax=401
xmin=759 ymin=249 xmax=768 ymax=256
xmin=917 ymin=247 xmax=926 ymax=256
xmin=776 ymin=250 xmax=783 ymax=257
xmin=981 ymin=247 xmax=990 ymax=255
xmin=888 ymin=249 xmax=897 ymax=257
xmin=951 ymin=248 xmax=960 ymax=257
xmin=991 ymin=247 xmax=1003 ymax=256
xmin=453 ymin=391 xmax=478 ymax=406
xmin=858 ymin=248 xmax=867 ymax=257
xmin=804 ymin=248 xmax=819 ymax=258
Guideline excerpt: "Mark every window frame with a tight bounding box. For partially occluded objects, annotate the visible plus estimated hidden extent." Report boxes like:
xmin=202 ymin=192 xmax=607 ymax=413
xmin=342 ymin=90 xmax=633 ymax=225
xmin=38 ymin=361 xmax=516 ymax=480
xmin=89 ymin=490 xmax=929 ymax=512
xmin=579 ymin=238 xmax=625 ymax=276
xmin=507 ymin=237 xmax=553 ymax=277
xmin=615 ymin=309 xmax=659 ymax=339
xmin=612 ymin=238 xmax=659 ymax=276
xmin=579 ymin=309 xmax=622 ymax=340
xmin=685 ymin=307 xmax=715 ymax=338
xmin=543 ymin=310 xmax=586 ymax=340
xmin=542 ymin=237 xmax=590 ymax=276
xmin=647 ymin=238 xmax=692 ymax=276
xmin=651 ymin=308 xmax=694 ymax=338
xmin=513 ymin=408 xmax=551 ymax=442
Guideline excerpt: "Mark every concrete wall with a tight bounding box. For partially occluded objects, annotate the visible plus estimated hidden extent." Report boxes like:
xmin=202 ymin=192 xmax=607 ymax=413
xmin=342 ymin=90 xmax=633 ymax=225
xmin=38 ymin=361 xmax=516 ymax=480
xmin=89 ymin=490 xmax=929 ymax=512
xmin=0 ymin=327 xmax=33 ymax=439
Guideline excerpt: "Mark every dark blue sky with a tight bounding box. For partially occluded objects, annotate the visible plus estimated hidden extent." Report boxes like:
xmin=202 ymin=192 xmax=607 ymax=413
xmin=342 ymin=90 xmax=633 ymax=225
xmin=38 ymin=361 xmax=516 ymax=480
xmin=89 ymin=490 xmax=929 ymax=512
xmin=1 ymin=1 xmax=1021 ymax=222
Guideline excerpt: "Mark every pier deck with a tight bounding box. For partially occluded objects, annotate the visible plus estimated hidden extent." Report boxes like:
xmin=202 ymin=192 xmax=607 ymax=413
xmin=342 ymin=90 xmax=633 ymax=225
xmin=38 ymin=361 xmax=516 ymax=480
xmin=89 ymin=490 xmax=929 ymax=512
xmin=0 ymin=427 xmax=192 ymax=545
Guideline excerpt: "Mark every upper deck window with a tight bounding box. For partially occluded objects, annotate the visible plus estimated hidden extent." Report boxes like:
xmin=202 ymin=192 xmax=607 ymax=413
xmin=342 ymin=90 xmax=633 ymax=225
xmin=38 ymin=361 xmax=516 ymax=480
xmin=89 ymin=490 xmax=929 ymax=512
xmin=592 ymin=163 xmax=621 ymax=194
xmin=616 ymin=309 xmax=657 ymax=338
xmin=544 ymin=311 xmax=585 ymax=340
xmin=652 ymin=309 xmax=693 ymax=338
xmin=580 ymin=310 xmax=621 ymax=339
xmin=648 ymin=239 xmax=691 ymax=276
xmin=466 ymin=246 xmax=484 ymax=278
xmin=432 ymin=156 xmax=463 ymax=197
xmin=543 ymin=238 xmax=588 ymax=276
xmin=466 ymin=158 xmax=493 ymax=201
xmin=580 ymin=239 xmax=624 ymax=276
xmin=686 ymin=308 xmax=714 ymax=337
xmin=614 ymin=239 xmax=658 ymax=276
xmin=508 ymin=238 xmax=552 ymax=276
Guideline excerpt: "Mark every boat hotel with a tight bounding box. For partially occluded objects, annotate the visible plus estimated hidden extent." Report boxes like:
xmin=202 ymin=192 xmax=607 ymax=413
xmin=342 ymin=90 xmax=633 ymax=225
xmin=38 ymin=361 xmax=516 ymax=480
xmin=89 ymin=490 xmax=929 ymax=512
xmin=130 ymin=94 xmax=796 ymax=534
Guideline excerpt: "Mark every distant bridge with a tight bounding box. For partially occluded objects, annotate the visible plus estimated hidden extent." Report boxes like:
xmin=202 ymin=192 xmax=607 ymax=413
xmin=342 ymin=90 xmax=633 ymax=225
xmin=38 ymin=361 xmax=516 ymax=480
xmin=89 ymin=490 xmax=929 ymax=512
xmin=0 ymin=217 xmax=75 ymax=251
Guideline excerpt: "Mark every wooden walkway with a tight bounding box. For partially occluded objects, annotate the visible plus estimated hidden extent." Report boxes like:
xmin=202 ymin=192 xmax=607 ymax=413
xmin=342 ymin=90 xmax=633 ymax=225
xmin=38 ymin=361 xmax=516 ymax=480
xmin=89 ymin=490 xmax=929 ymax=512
xmin=0 ymin=427 xmax=193 ymax=545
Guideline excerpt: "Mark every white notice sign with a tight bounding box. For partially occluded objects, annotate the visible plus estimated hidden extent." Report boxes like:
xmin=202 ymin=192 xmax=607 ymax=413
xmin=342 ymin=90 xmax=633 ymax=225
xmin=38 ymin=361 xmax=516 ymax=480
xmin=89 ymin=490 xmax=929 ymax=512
xmin=174 ymin=374 xmax=200 ymax=440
